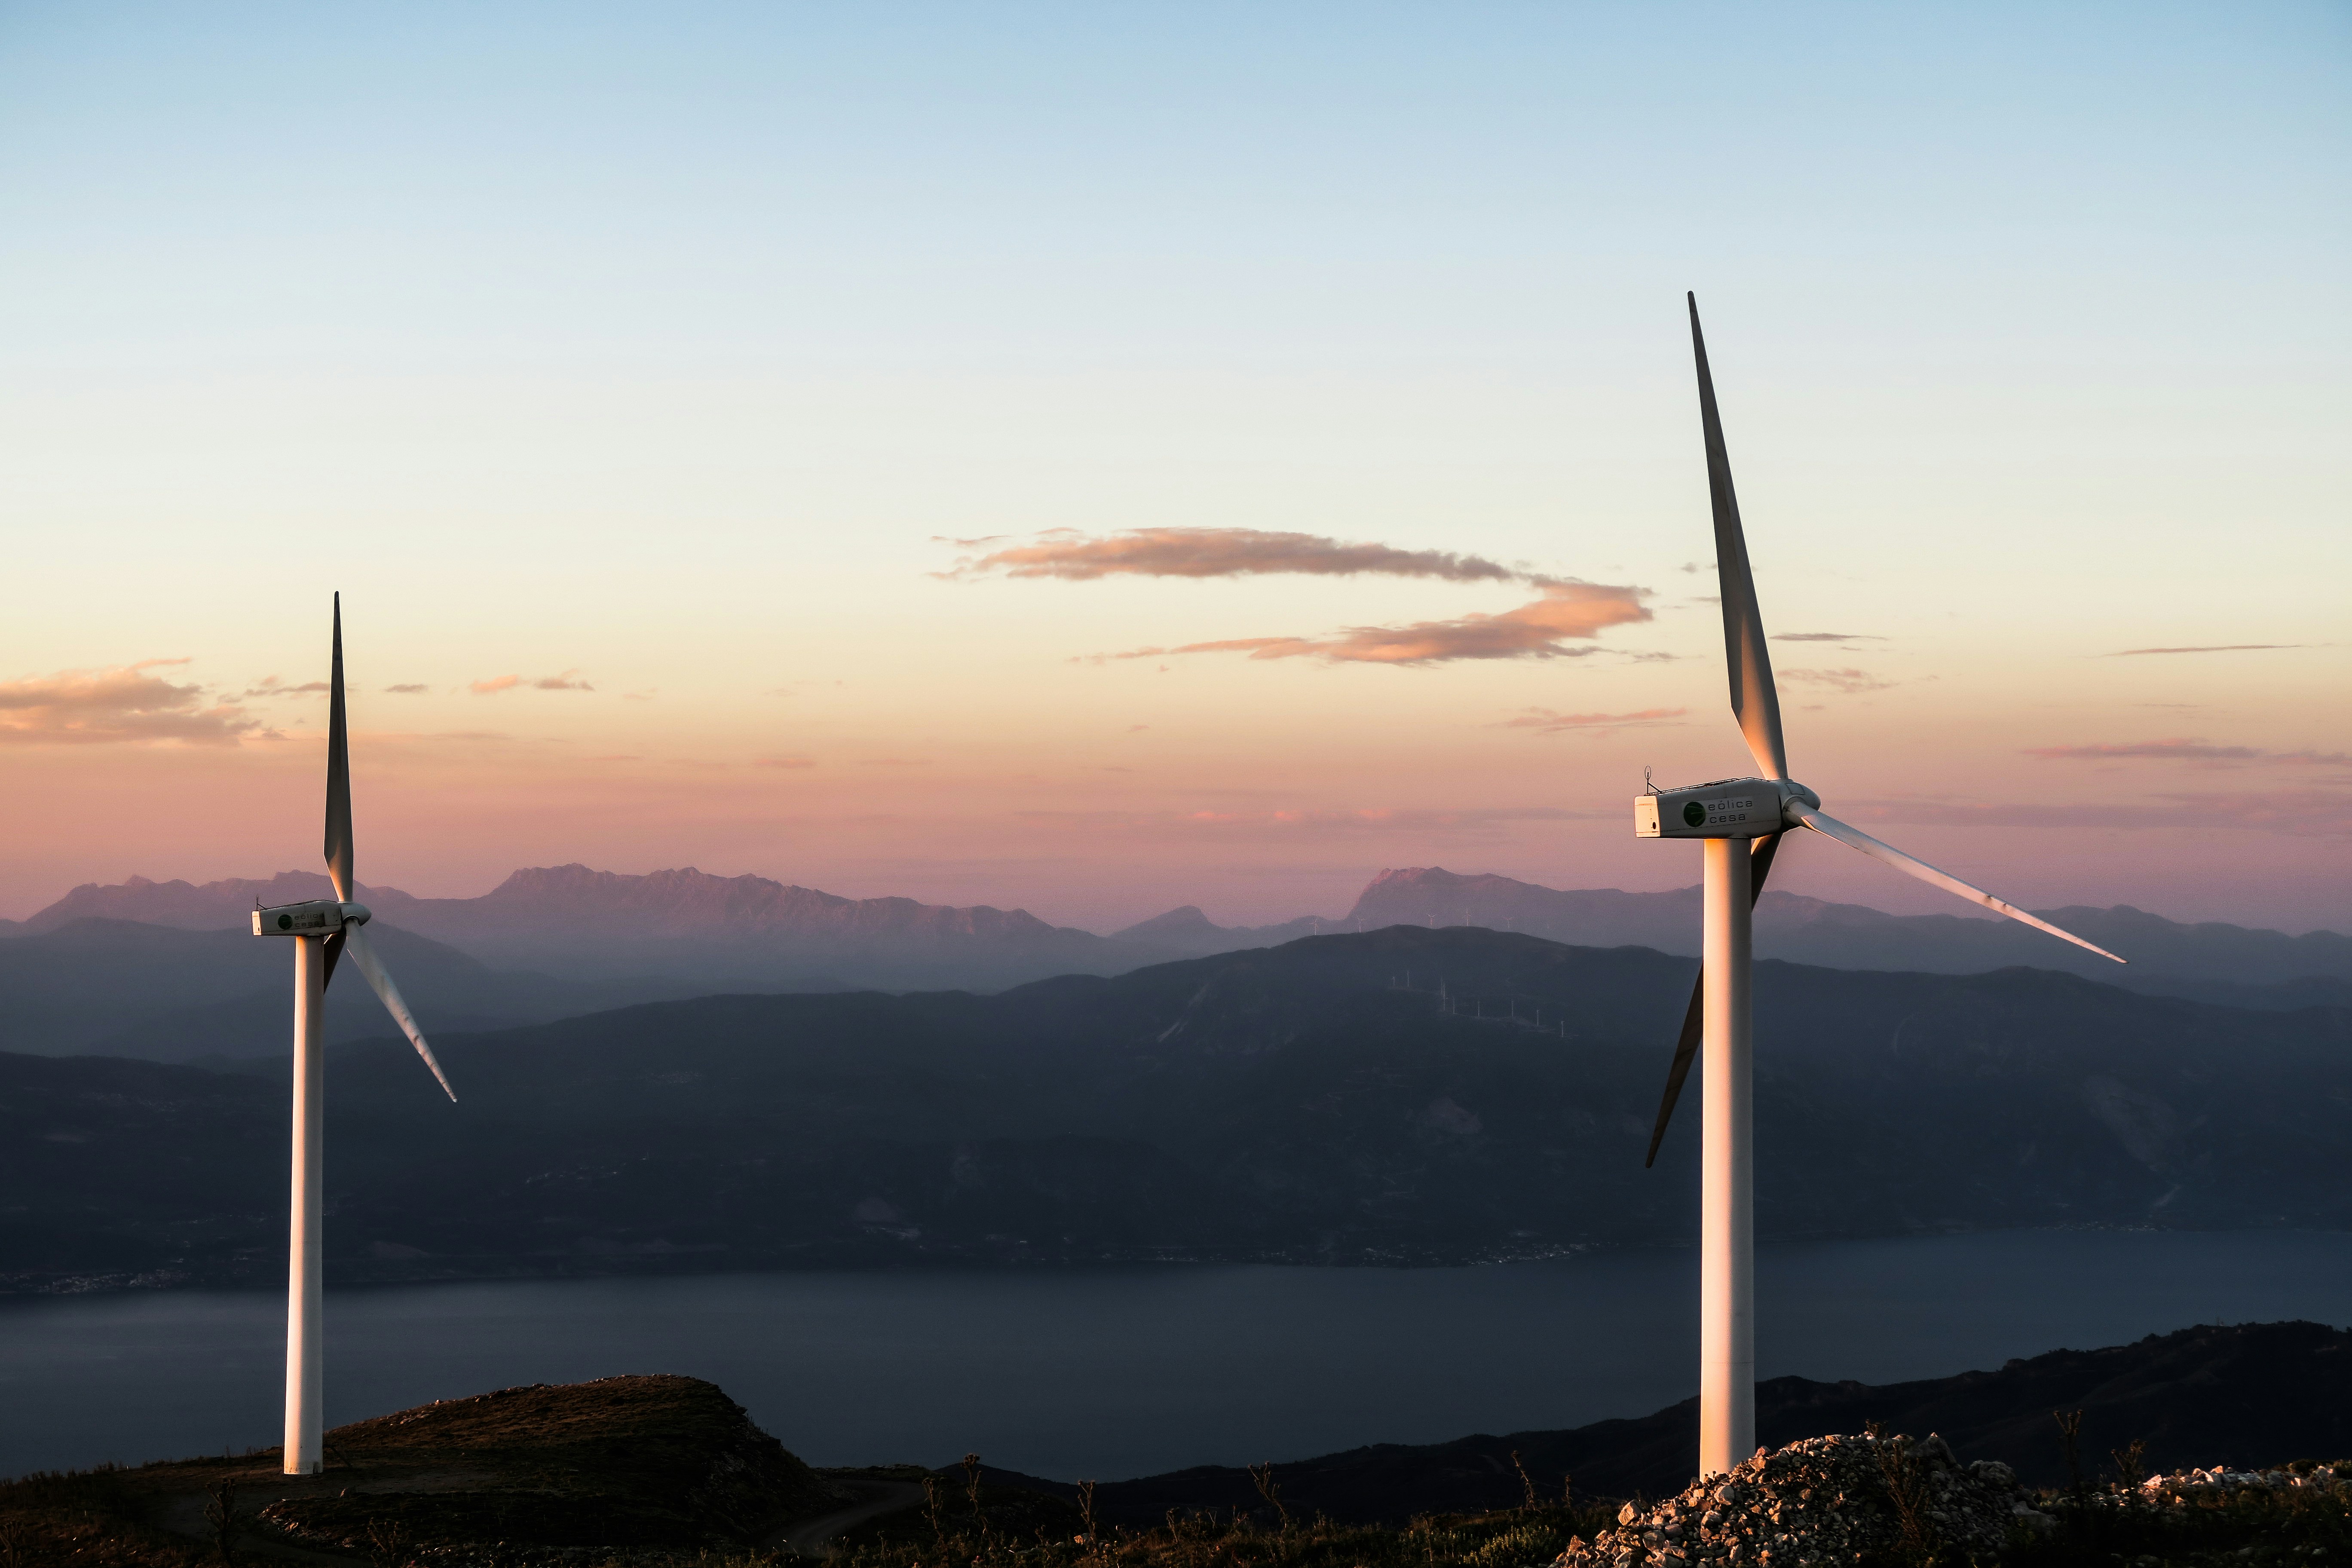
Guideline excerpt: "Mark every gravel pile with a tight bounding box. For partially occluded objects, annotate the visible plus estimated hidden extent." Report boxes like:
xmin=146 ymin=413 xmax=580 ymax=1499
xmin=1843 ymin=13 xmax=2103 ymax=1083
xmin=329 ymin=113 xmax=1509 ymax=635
xmin=1552 ymin=1432 xmax=2040 ymax=1566
xmin=2098 ymin=1461 xmax=2352 ymax=1510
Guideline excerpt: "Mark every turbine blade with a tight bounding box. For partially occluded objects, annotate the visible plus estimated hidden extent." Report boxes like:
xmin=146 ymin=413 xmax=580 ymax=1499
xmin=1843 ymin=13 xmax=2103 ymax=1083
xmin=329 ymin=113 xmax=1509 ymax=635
xmin=1688 ymin=294 xmax=1788 ymax=780
xmin=1645 ymin=832 xmax=1781 ymax=1168
xmin=1795 ymin=808 xmax=2125 ymax=964
xmin=324 ymin=594 xmax=354 ymax=903
xmin=322 ymin=926 xmax=346 ymax=991
xmin=343 ymin=923 xmax=458 ymax=1101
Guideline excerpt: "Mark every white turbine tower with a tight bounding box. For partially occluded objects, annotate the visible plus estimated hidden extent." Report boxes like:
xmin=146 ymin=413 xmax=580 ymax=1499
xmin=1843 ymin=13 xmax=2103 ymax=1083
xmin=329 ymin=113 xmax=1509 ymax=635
xmin=251 ymin=595 xmax=457 ymax=1476
xmin=1639 ymin=296 xmax=2125 ymax=1482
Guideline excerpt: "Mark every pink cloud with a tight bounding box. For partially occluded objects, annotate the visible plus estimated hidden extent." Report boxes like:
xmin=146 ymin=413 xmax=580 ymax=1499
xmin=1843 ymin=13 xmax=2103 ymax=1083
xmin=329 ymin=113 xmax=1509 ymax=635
xmin=1839 ymin=790 xmax=2352 ymax=838
xmin=383 ymin=683 xmax=430 ymax=694
xmin=2109 ymin=644 xmax=2306 ymax=656
xmin=0 ymin=664 xmax=259 ymax=746
xmin=235 ymin=677 xmax=331 ymax=698
xmin=1017 ymin=803 xmax=1607 ymax=841
xmin=1779 ymin=666 xmax=1896 ymax=694
xmin=942 ymin=527 xmax=1537 ymax=585
xmin=1109 ymin=581 xmax=1654 ymax=666
xmin=2026 ymin=738 xmax=2349 ymax=766
xmin=1503 ymin=707 xmax=1688 ymax=734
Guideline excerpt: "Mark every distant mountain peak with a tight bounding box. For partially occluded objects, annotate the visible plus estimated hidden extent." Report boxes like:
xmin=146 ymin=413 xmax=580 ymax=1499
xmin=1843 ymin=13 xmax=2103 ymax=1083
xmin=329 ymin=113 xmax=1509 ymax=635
xmin=1116 ymin=906 xmax=1228 ymax=941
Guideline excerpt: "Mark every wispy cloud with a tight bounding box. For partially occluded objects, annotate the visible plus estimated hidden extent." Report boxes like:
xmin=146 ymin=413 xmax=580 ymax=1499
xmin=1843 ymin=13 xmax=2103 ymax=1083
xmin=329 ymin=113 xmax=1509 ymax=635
xmin=1772 ymin=632 xmax=1883 ymax=644
xmin=383 ymin=683 xmax=429 ymax=694
xmin=0 ymin=663 xmax=259 ymax=746
xmin=2026 ymin=738 xmax=2350 ymax=766
xmin=1842 ymin=790 xmax=2352 ymax=838
xmin=858 ymin=756 xmax=928 ymax=767
xmin=234 ymin=676 xmax=331 ymax=698
xmin=2108 ymin=644 xmax=2306 ymax=656
xmin=1017 ymin=803 xmax=1608 ymax=841
xmin=1106 ymin=581 xmax=1654 ymax=666
xmin=941 ymin=527 xmax=1540 ymax=585
xmin=1502 ymin=706 xmax=1688 ymax=735
xmin=754 ymin=754 xmax=817 ymax=769
xmin=472 ymin=670 xmax=594 ymax=695
xmin=1780 ymin=666 xmax=1896 ymax=694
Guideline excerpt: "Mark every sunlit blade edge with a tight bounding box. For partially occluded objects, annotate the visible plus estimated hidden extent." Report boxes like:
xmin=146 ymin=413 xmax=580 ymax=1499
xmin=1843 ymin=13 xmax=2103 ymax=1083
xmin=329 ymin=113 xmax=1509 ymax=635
xmin=1795 ymin=809 xmax=2125 ymax=963
xmin=343 ymin=924 xmax=459 ymax=1100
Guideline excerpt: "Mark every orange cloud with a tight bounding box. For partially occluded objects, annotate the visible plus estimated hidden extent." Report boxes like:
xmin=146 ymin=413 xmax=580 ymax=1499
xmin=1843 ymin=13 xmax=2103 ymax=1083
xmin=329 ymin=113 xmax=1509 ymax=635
xmin=1110 ymin=582 xmax=1654 ymax=666
xmin=1502 ymin=706 xmax=1688 ymax=734
xmin=471 ymin=671 xmax=593 ymax=695
xmin=943 ymin=527 xmax=1536 ymax=585
xmin=0 ymin=664 xmax=259 ymax=746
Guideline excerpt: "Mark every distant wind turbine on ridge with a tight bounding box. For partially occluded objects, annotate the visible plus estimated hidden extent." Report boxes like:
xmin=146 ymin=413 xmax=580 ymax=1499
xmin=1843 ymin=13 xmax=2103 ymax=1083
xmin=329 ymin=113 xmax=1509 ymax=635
xmin=1638 ymin=295 xmax=2125 ymax=1482
xmin=250 ymin=595 xmax=457 ymax=1475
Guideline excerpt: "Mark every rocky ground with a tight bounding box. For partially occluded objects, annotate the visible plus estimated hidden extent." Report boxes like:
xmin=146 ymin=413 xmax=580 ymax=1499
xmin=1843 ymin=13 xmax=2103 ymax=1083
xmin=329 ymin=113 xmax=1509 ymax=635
xmin=1553 ymin=1432 xmax=2036 ymax=1566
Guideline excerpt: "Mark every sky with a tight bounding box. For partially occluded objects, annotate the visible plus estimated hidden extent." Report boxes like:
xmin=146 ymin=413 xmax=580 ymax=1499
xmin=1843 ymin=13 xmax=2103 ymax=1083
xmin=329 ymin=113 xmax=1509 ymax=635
xmin=2 ymin=2 xmax=2347 ymax=934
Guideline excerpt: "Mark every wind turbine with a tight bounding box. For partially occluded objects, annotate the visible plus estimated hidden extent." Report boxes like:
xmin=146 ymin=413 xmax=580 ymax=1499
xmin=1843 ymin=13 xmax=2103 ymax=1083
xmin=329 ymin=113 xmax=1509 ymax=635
xmin=250 ymin=595 xmax=456 ymax=1476
xmin=1638 ymin=295 xmax=2124 ymax=1481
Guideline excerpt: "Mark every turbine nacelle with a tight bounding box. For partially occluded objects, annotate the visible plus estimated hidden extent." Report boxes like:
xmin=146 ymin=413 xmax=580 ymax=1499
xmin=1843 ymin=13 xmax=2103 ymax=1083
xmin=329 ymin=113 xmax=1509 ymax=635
xmin=251 ymin=899 xmax=373 ymax=935
xmin=1633 ymin=777 xmax=1819 ymax=839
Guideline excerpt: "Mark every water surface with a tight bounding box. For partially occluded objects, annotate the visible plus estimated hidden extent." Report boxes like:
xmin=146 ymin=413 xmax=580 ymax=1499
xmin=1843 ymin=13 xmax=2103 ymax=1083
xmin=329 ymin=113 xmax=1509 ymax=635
xmin=3 ymin=1228 xmax=2345 ymax=1482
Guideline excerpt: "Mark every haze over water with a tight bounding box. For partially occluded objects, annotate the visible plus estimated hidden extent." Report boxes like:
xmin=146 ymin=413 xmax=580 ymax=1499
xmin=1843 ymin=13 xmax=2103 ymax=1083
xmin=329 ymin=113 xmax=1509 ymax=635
xmin=6 ymin=1230 xmax=2347 ymax=1484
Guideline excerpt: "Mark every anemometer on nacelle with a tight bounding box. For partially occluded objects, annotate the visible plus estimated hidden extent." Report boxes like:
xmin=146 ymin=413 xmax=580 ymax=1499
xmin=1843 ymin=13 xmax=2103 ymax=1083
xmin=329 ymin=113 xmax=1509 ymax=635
xmin=1633 ymin=777 xmax=1821 ymax=840
xmin=251 ymin=899 xmax=371 ymax=935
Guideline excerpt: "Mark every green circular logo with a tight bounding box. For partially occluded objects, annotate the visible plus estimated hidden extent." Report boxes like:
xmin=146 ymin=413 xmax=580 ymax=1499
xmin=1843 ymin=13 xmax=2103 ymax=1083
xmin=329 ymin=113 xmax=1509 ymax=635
xmin=277 ymin=913 xmax=293 ymax=930
xmin=1681 ymin=801 xmax=1708 ymax=827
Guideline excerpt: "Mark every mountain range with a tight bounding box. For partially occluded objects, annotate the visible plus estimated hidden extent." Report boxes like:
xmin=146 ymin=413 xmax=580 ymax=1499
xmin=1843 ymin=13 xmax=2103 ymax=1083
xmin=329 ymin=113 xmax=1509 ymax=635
xmin=7 ymin=925 xmax=2347 ymax=1294
xmin=4 ymin=864 xmax=2345 ymax=1065
xmin=1123 ymin=867 xmax=2352 ymax=1008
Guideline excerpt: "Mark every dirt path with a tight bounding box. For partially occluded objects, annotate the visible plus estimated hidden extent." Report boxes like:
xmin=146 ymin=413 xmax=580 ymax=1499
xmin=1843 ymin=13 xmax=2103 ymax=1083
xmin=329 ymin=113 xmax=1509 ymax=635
xmin=769 ymin=1479 xmax=928 ymax=1557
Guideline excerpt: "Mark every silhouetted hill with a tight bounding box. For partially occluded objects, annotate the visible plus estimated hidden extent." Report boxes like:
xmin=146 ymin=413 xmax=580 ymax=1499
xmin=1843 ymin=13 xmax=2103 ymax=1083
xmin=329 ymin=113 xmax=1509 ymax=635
xmin=6 ymin=927 xmax=2347 ymax=1292
xmin=998 ymin=1321 xmax=2352 ymax=1521
xmin=0 ymin=1375 xmax=836 ymax=1562
xmin=1336 ymin=867 xmax=2352 ymax=1004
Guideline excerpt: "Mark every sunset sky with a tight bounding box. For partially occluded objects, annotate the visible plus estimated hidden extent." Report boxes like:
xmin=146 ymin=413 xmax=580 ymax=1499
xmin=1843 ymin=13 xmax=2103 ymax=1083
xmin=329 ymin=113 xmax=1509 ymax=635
xmin=3 ymin=3 xmax=2346 ymax=933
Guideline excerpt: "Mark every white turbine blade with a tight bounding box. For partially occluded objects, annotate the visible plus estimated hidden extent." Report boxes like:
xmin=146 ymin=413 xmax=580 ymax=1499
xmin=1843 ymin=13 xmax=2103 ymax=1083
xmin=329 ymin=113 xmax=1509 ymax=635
xmin=1794 ymin=808 xmax=2125 ymax=964
xmin=342 ymin=923 xmax=459 ymax=1099
xmin=1688 ymin=294 xmax=1788 ymax=780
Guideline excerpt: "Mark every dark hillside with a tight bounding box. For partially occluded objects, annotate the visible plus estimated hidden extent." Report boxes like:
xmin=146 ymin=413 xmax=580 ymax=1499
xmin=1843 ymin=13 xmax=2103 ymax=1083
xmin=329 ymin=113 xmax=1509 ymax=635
xmin=4 ymin=927 xmax=2348 ymax=1291
xmin=1018 ymin=1320 xmax=2352 ymax=1522
xmin=0 ymin=1374 xmax=836 ymax=1564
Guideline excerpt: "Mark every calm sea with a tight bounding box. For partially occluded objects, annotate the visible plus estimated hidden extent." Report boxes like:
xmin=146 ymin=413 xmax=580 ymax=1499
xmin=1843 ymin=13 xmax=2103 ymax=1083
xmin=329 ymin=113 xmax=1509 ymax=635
xmin=3 ymin=1229 xmax=2346 ymax=1482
